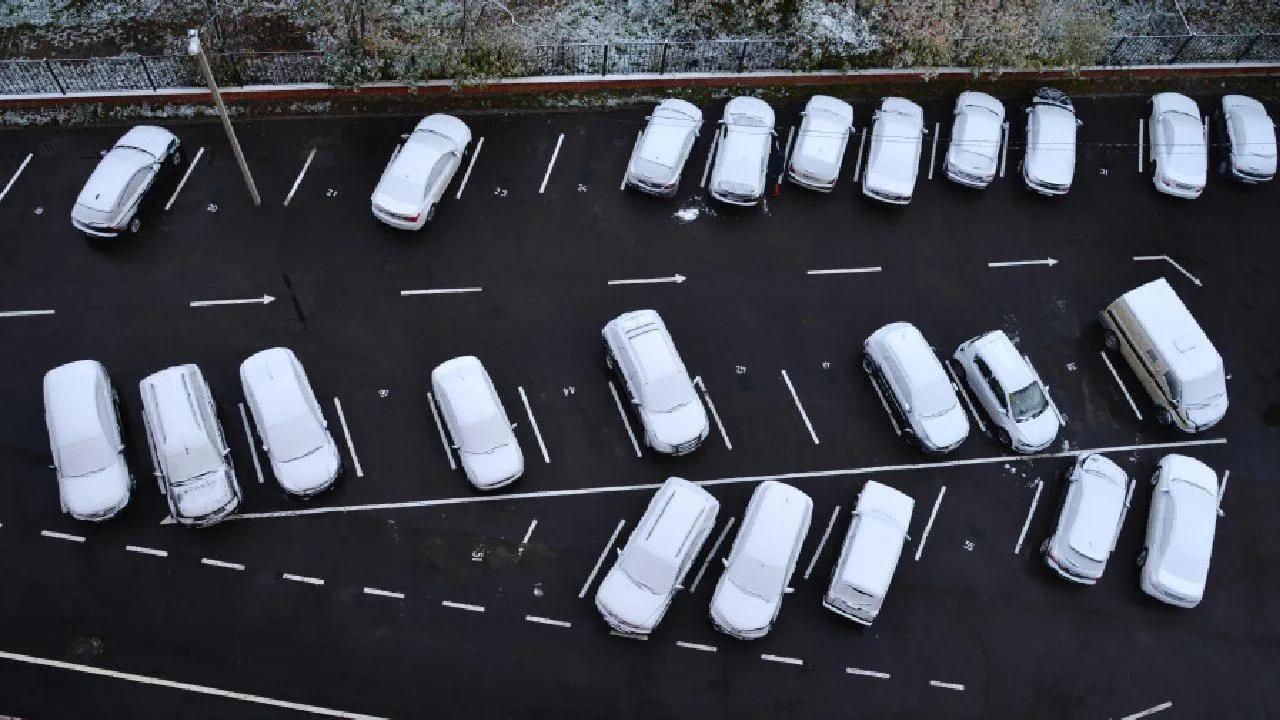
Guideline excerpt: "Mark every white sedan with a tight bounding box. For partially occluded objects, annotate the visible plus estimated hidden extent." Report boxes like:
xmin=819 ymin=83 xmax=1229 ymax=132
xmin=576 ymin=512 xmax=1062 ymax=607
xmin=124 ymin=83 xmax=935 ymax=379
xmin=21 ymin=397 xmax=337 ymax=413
xmin=862 ymin=97 xmax=923 ymax=205
xmin=371 ymin=114 xmax=471 ymax=229
xmin=708 ymin=96 xmax=775 ymax=206
xmin=624 ymin=99 xmax=702 ymax=197
xmin=1149 ymin=92 xmax=1206 ymax=199
xmin=1217 ymin=94 xmax=1275 ymax=183
xmin=863 ymin=322 xmax=969 ymax=453
xmin=1022 ymin=87 xmax=1080 ymax=195
xmin=1140 ymin=454 xmax=1219 ymax=608
xmin=953 ymin=330 xmax=1061 ymax=453
xmin=431 ymin=356 xmax=523 ymax=491
xmin=787 ymin=95 xmax=853 ymax=191
xmin=945 ymin=91 xmax=1005 ymax=189
xmin=1042 ymin=453 xmax=1133 ymax=585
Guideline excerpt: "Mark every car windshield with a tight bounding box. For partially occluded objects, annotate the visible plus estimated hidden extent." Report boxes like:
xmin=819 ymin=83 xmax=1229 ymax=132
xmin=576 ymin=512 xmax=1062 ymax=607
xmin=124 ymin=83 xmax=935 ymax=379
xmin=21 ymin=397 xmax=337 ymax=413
xmin=460 ymin=414 xmax=510 ymax=454
xmin=912 ymin=378 xmax=957 ymax=418
xmin=167 ymin=443 xmax=222 ymax=486
xmin=59 ymin=437 xmax=116 ymax=477
xmin=622 ymin=546 xmax=676 ymax=594
xmin=728 ymin=557 xmax=785 ymax=599
xmin=1009 ymin=382 xmax=1049 ymax=421
xmin=644 ymin=375 xmax=692 ymax=413
xmin=266 ymin=415 xmax=326 ymax=462
xmin=1183 ymin=369 xmax=1227 ymax=410
xmin=729 ymin=113 xmax=769 ymax=129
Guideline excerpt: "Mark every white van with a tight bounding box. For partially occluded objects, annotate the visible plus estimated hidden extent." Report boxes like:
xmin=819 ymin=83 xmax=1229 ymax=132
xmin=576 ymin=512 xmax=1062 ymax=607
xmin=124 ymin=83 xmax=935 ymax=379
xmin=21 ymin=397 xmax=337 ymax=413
xmin=1100 ymin=278 xmax=1227 ymax=432
xmin=823 ymin=480 xmax=914 ymax=625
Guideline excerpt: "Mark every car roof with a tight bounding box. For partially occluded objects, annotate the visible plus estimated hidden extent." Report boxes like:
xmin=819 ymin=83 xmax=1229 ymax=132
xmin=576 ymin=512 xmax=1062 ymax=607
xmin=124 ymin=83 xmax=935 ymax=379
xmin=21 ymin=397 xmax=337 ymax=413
xmin=241 ymin=348 xmax=312 ymax=426
xmin=433 ymin=356 xmax=500 ymax=425
xmin=140 ymin=365 xmax=211 ymax=449
xmin=1223 ymin=96 xmax=1275 ymax=153
xmin=1118 ymin=279 xmax=1222 ymax=381
xmin=839 ymin=512 xmax=905 ymax=597
xmin=880 ymin=323 xmax=945 ymax=386
xmin=1067 ymin=468 xmax=1126 ymax=561
xmin=639 ymin=119 xmax=694 ymax=168
xmin=972 ymin=331 xmax=1034 ymax=389
xmin=44 ymin=360 xmax=107 ymax=444
xmin=116 ymin=125 xmax=175 ymax=157
xmin=75 ymin=149 xmax=152 ymax=212
xmin=740 ymin=482 xmax=811 ymax=567
xmin=640 ymin=478 xmax=715 ymax=559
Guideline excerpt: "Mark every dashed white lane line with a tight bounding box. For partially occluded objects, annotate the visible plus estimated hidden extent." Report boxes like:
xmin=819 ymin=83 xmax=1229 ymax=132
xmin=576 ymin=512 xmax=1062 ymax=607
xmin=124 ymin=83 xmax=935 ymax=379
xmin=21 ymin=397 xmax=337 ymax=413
xmin=332 ymin=397 xmax=364 ymax=478
xmin=998 ymin=120 xmax=1010 ymax=178
xmin=693 ymin=375 xmax=732 ymax=451
xmin=237 ymin=402 xmax=265 ymax=485
xmin=517 ymin=386 xmax=550 ymax=464
xmin=914 ymin=486 xmax=946 ymax=562
xmin=283 ymin=146 xmax=316 ymax=206
xmin=607 ymin=380 xmax=643 ymax=458
xmin=700 ymin=127 xmax=722 ymax=189
xmin=621 ymin=130 xmax=639 ymax=190
xmin=944 ymin=361 xmax=987 ymax=435
xmin=40 ymin=530 xmax=85 ymax=543
xmin=400 ymin=287 xmax=483 ymax=296
xmin=1099 ymin=351 xmax=1144 ymax=421
xmin=807 ymin=266 xmax=881 ymax=276
xmin=930 ymin=680 xmax=965 ymax=691
xmin=538 ymin=133 xmax=564 ymax=194
xmin=802 ymin=505 xmax=841 ymax=580
xmin=781 ymin=370 xmax=819 ymax=445
xmin=927 ymin=121 xmax=940 ymax=180
xmin=761 ymin=654 xmax=804 ymax=666
xmin=1133 ymin=254 xmax=1203 ymax=286
xmin=846 ymin=667 xmax=891 ymax=679
xmin=579 ymin=518 xmax=626 ymax=599
xmin=1013 ymin=479 xmax=1044 ymax=555
xmin=201 ymin=557 xmax=245 ymax=571
xmin=125 ymin=545 xmax=168 ymax=558
xmin=689 ymin=516 xmax=736 ymax=593
xmin=524 ymin=615 xmax=572 ymax=629
xmin=1121 ymin=701 xmax=1173 ymax=720
xmin=0 ymin=152 xmax=33 ymax=204
xmin=851 ymin=127 xmax=867 ymax=183
xmin=441 ymin=600 xmax=485 ymax=613
xmin=455 ymin=136 xmax=484 ymax=200
xmin=0 ymin=309 xmax=56 ymax=319
xmin=426 ymin=391 xmax=457 ymax=470
xmin=519 ymin=519 xmax=538 ymax=548
xmin=282 ymin=572 xmax=325 ymax=586
xmin=0 ymin=649 xmax=387 ymax=720
xmin=164 ymin=146 xmax=204 ymax=211
xmin=363 ymin=587 xmax=405 ymax=600
xmin=676 ymin=641 xmax=717 ymax=653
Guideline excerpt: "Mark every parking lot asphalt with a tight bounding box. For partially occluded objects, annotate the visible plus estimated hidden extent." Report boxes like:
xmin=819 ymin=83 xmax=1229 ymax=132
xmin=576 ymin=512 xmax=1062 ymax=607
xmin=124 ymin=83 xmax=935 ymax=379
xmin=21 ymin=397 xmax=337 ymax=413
xmin=0 ymin=91 xmax=1278 ymax=719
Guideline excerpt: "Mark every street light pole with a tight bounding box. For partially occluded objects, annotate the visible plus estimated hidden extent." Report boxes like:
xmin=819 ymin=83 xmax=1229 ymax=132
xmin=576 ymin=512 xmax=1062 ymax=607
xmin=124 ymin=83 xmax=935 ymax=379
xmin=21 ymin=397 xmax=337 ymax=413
xmin=188 ymin=28 xmax=260 ymax=206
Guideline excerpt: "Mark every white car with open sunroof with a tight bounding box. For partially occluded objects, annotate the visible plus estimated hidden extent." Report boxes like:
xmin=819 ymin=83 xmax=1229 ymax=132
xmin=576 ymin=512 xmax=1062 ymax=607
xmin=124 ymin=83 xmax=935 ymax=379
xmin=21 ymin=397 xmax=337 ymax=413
xmin=862 ymin=97 xmax=924 ymax=205
xmin=1139 ymin=454 xmax=1219 ymax=608
xmin=1042 ymin=453 xmax=1133 ymax=584
xmin=431 ymin=355 xmax=524 ymax=491
xmin=787 ymin=95 xmax=853 ymax=191
xmin=371 ymin=114 xmax=472 ymax=230
xmin=43 ymin=360 xmax=132 ymax=521
xmin=624 ymin=99 xmax=703 ymax=197
xmin=708 ymin=96 xmax=775 ymax=206
xmin=863 ymin=322 xmax=970 ymax=453
xmin=1149 ymin=92 xmax=1206 ymax=199
xmin=953 ymin=330 xmax=1061 ymax=453
xmin=945 ymin=91 xmax=1005 ymax=189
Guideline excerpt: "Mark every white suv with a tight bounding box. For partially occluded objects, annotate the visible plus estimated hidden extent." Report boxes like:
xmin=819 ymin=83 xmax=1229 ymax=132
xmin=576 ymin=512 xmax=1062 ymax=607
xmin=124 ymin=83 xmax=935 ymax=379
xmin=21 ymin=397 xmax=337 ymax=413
xmin=1139 ymin=454 xmax=1218 ymax=608
xmin=603 ymin=309 xmax=709 ymax=455
xmin=1149 ymin=92 xmax=1206 ymax=199
xmin=953 ymin=330 xmax=1060 ymax=453
xmin=71 ymin=125 xmax=182 ymax=237
xmin=863 ymin=322 xmax=969 ymax=453
xmin=823 ymin=480 xmax=914 ymax=625
xmin=43 ymin=360 xmax=132 ymax=521
xmin=430 ymin=355 xmax=524 ymax=490
xmin=1042 ymin=453 xmax=1133 ymax=584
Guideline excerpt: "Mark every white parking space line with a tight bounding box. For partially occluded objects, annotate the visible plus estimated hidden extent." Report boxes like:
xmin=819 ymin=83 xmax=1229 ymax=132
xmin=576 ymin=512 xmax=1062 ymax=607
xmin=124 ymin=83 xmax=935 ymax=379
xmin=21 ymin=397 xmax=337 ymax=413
xmin=930 ymin=680 xmax=965 ymax=691
xmin=0 ymin=649 xmax=387 ymax=720
xmin=426 ymin=391 xmax=457 ymax=470
xmin=332 ymin=397 xmax=364 ymax=477
xmin=852 ymin=127 xmax=867 ymax=183
xmin=400 ymin=287 xmax=483 ymax=296
xmin=1121 ymin=701 xmax=1173 ymax=720
xmin=0 ymin=152 xmax=33 ymax=204
xmin=928 ymin=122 xmax=940 ymax=180
xmin=761 ymin=654 xmax=804 ymax=666
xmin=363 ymin=587 xmax=404 ymax=600
xmin=441 ymin=600 xmax=485 ymax=613
xmin=517 ymin=386 xmax=550 ymax=464
xmin=282 ymin=572 xmax=324 ymax=585
xmin=915 ymin=486 xmax=946 ymax=561
xmin=867 ymin=373 xmax=902 ymax=436
xmin=998 ymin=121 xmax=1010 ymax=177
xmin=524 ymin=615 xmax=572 ymax=629
xmin=455 ymin=136 xmax=484 ymax=200
xmin=1203 ymin=115 xmax=1209 ymax=149
xmin=237 ymin=402 xmax=265 ymax=485
xmin=803 ymin=506 xmax=840 ymax=579
xmin=518 ymin=519 xmax=538 ymax=556
xmin=283 ymin=147 xmax=316 ymax=207
xmin=846 ymin=667 xmax=891 ymax=679
xmin=201 ymin=557 xmax=244 ymax=571
xmin=538 ymin=133 xmax=564 ymax=194
xmin=621 ymin=131 xmax=639 ymax=190
xmin=579 ymin=518 xmax=626 ymax=599
xmin=125 ymin=545 xmax=168 ymax=558
xmin=607 ymin=380 xmax=643 ymax=458
xmin=807 ymin=266 xmax=881 ymax=276
xmin=676 ymin=641 xmax=717 ymax=653
xmin=0 ymin=309 xmax=56 ymax=319
xmin=1013 ymin=479 xmax=1044 ymax=555
xmin=1218 ymin=469 xmax=1229 ymax=516
xmin=1138 ymin=118 xmax=1145 ymax=173
xmin=40 ymin=530 xmax=85 ymax=543
xmin=164 ymin=146 xmax=204 ymax=211
xmin=944 ymin=361 xmax=987 ymax=435
xmin=700 ymin=127 xmax=722 ymax=188
xmin=777 ymin=125 xmax=796 ymax=188
xmin=1099 ymin=351 xmax=1144 ymax=421
xmin=689 ymin=516 xmax=736 ymax=593
xmin=1133 ymin=254 xmax=1202 ymax=286
xmin=693 ymin=376 xmax=732 ymax=450
xmin=781 ymin=370 xmax=819 ymax=444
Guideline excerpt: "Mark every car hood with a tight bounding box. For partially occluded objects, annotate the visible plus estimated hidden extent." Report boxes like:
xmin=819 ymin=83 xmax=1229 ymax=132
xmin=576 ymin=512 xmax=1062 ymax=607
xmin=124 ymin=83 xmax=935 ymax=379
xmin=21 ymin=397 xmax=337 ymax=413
xmin=1185 ymin=395 xmax=1228 ymax=430
xmin=596 ymin=567 xmax=667 ymax=632
xmin=274 ymin=442 xmax=341 ymax=495
xmin=642 ymin=401 xmax=708 ymax=447
xmin=1013 ymin=407 xmax=1059 ymax=450
xmin=173 ymin=472 xmax=237 ymax=519
xmin=461 ymin=442 xmax=524 ymax=489
xmin=710 ymin=578 xmax=778 ymax=635
xmin=1158 ymin=114 xmax=1207 ymax=183
xmin=917 ymin=404 xmax=969 ymax=449
xmin=793 ymin=113 xmax=847 ymax=180
xmin=1155 ymin=568 xmax=1204 ymax=604
xmin=60 ymin=460 xmax=130 ymax=517
xmin=949 ymin=112 xmax=1002 ymax=172
xmin=713 ymin=130 xmax=770 ymax=192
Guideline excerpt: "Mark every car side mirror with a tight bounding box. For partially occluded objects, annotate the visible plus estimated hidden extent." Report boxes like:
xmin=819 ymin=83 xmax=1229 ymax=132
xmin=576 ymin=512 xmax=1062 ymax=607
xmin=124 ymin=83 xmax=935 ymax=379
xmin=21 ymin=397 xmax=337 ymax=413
xmin=616 ymin=547 xmax=623 ymax=556
xmin=400 ymin=133 xmax=410 ymax=140
xmin=903 ymin=402 xmax=911 ymax=413
xmin=118 ymin=443 xmax=126 ymax=452
xmin=784 ymin=587 xmax=795 ymax=595
xmin=510 ymin=422 xmax=518 ymax=429
xmin=99 ymin=150 xmax=108 ymax=157
xmin=223 ymin=447 xmax=231 ymax=457
xmin=720 ymin=557 xmax=728 ymax=567
xmin=675 ymin=584 xmax=684 ymax=591
xmin=643 ymin=115 xmax=652 ymax=121
xmin=1077 ymin=119 xmax=1083 ymax=127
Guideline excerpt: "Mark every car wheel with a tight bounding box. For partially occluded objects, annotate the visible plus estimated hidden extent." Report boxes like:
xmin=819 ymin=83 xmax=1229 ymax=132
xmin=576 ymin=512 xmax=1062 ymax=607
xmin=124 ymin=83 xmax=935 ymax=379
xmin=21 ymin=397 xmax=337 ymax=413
xmin=1155 ymin=407 xmax=1173 ymax=426
xmin=1039 ymin=538 xmax=1049 ymax=554
xmin=127 ymin=216 xmax=141 ymax=234
xmin=1136 ymin=547 xmax=1148 ymax=567
xmin=997 ymin=428 xmax=1012 ymax=447
xmin=903 ymin=429 xmax=919 ymax=447
xmin=1103 ymin=329 xmax=1118 ymax=351
xmin=425 ymin=204 xmax=436 ymax=222
xmin=172 ymin=148 xmax=184 ymax=166
xmin=861 ymin=354 xmax=876 ymax=375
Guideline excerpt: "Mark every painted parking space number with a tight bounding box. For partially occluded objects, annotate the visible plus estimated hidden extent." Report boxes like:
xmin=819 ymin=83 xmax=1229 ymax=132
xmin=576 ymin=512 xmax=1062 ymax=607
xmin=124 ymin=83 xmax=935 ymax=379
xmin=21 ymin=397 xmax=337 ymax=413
xmin=206 ymin=203 xmax=218 ymax=213
xmin=735 ymin=366 xmax=747 ymax=375
xmin=326 ymin=188 xmax=338 ymax=197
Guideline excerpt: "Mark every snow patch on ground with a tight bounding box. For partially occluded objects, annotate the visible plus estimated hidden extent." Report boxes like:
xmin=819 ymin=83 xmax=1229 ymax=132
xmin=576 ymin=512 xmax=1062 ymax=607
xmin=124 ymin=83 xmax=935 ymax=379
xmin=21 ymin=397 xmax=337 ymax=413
xmin=674 ymin=206 xmax=700 ymax=224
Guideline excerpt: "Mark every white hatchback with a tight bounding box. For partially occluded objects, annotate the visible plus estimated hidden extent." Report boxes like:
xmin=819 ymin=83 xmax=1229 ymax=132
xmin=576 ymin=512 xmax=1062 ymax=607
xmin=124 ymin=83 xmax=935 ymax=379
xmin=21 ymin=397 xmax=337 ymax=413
xmin=945 ymin=91 xmax=1005 ymax=189
xmin=371 ymin=114 xmax=472 ymax=230
xmin=1022 ymin=87 xmax=1080 ymax=195
xmin=43 ymin=360 xmax=132 ymax=521
xmin=862 ymin=97 xmax=924 ymax=204
xmin=240 ymin=347 xmax=342 ymax=497
xmin=1042 ymin=453 xmax=1133 ymax=584
xmin=1139 ymin=454 xmax=1218 ymax=608
xmin=787 ymin=95 xmax=853 ymax=192
xmin=823 ymin=480 xmax=914 ymax=625
xmin=1217 ymin=94 xmax=1276 ymax=183
xmin=1149 ymin=92 xmax=1206 ymax=199
xmin=709 ymin=481 xmax=812 ymax=639
xmin=431 ymin=355 xmax=524 ymax=491
xmin=953 ymin=330 xmax=1061 ymax=453
xmin=863 ymin=322 xmax=969 ymax=453
xmin=708 ymin=96 xmax=776 ymax=206
xmin=625 ymin=99 xmax=703 ymax=197
xmin=71 ymin=125 xmax=182 ymax=237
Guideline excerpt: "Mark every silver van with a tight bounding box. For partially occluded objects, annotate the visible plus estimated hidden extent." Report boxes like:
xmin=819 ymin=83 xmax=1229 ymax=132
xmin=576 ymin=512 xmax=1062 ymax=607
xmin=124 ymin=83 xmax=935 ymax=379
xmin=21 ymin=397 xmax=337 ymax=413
xmin=1100 ymin=278 xmax=1227 ymax=432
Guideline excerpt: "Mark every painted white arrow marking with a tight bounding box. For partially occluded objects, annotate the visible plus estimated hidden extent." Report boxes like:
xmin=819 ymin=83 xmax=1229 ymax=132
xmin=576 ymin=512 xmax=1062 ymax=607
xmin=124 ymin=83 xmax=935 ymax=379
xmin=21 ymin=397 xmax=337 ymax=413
xmin=189 ymin=295 xmax=275 ymax=308
xmin=607 ymin=274 xmax=686 ymax=286
xmin=1133 ymin=255 xmax=1202 ymax=286
xmin=987 ymin=259 xmax=1058 ymax=268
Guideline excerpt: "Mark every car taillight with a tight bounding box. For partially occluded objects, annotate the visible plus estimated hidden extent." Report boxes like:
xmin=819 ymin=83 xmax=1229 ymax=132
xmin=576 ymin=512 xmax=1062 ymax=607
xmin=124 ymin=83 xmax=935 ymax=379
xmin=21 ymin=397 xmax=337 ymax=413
xmin=406 ymin=214 xmax=420 ymax=222
xmin=109 ymin=226 xmax=119 ymax=231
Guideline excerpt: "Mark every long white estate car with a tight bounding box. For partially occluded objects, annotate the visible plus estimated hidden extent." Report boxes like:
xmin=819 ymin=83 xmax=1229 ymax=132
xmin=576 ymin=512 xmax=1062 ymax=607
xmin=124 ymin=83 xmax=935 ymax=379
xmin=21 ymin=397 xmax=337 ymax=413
xmin=823 ymin=480 xmax=914 ymax=625
xmin=371 ymin=114 xmax=472 ymax=229
xmin=1216 ymin=94 xmax=1276 ymax=184
xmin=431 ymin=355 xmax=524 ymax=491
xmin=43 ymin=360 xmax=132 ymax=521
xmin=140 ymin=364 xmax=242 ymax=527
xmin=596 ymin=477 xmax=720 ymax=637
xmin=863 ymin=97 xmax=924 ymax=204
xmin=787 ymin=95 xmax=853 ymax=192
xmin=945 ymin=91 xmax=1005 ymax=189
xmin=240 ymin=347 xmax=342 ymax=497
xmin=708 ymin=96 xmax=775 ymax=206
xmin=624 ymin=99 xmax=703 ymax=197
xmin=71 ymin=125 xmax=182 ymax=237
xmin=1022 ymin=87 xmax=1080 ymax=195
xmin=1139 ymin=454 xmax=1219 ymax=608
xmin=863 ymin=322 xmax=969 ymax=453
xmin=709 ymin=481 xmax=812 ymax=640
xmin=1149 ymin=92 xmax=1206 ymax=199
xmin=604 ymin=309 xmax=709 ymax=455
xmin=953 ymin=330 xmax=1060 ymax=453
xmin=1042 ymin=453 xmax=1133 ymax=584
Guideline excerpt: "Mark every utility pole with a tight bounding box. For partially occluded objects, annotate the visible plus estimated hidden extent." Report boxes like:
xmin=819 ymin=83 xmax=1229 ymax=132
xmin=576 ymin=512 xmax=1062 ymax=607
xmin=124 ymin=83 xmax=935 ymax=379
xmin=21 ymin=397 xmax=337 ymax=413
xmin=187 ymin=28 xmax=260 ymax=206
